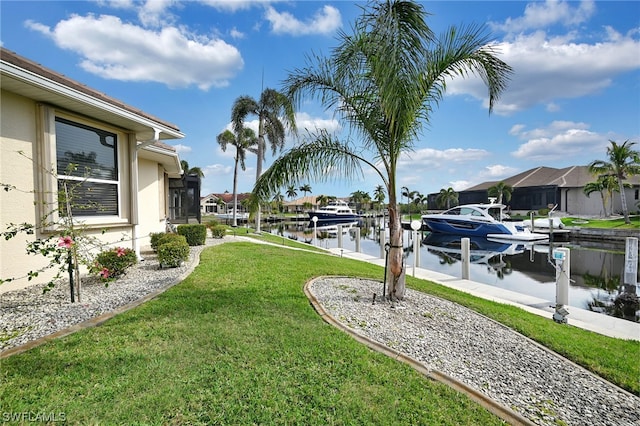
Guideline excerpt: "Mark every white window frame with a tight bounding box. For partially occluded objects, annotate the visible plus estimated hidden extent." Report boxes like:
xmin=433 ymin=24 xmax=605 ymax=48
xmin=36 ymin=105 xmax=131 ymax=230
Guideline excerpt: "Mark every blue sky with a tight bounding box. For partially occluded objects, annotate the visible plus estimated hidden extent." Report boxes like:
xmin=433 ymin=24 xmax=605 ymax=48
xmin=2 ymin=0 xmax=639 ymax=201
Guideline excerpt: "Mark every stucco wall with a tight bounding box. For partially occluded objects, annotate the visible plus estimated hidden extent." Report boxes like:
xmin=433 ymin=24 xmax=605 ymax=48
xmin=136 ymin=158 xmax=167 ymax=250
xmin=0 ymin=90 xmax=48 ymax=292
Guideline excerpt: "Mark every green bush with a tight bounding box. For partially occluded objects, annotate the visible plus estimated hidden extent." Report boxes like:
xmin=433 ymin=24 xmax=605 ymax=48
xmin=210 ymin=225 xmax=226 ymax=239
xmin=158 ymin=240 xmax=189 ymax=268
xmin=91 ymin=247 xmax=137 ymax=282
xmin=206 ymin=219 xmax=220 ymax=228
xmin=157 ymin=233 xmax=187 ymax=248
xmin=149 ymin=232 xmax=165 ymax=252
xmin=177 ymin=224 xmax=207 ymax=246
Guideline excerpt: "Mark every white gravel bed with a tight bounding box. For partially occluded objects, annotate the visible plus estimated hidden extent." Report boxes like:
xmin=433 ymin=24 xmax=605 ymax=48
xmin=0 ymin=237 xmax=229 ymax=352
xmin=309 ymin=277 xmax=640 ymax=426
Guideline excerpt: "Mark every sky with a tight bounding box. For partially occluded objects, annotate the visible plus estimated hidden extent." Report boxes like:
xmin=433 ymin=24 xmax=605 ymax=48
xmin=1 ymin=0 xmax=639 ymax=201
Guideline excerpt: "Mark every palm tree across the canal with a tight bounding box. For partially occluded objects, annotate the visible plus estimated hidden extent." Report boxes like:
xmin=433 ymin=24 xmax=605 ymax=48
xmin=487 ymin=182 xmax=512 ymax=206
xmin=436 ymin=187 xmax=458 ymax=210
xmin=588 ymin=140 xmax=640 ymax=225
xmin=216 ymin=128 xmax=258 ymax=227
xmin=252 ymin=0 xmax=512 ymax=301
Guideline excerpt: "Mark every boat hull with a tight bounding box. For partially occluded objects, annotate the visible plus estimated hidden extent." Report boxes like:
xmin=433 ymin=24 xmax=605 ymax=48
xmin=308 ymin=212 xmax=360 ymax=221
xmin=423 ymin=217 xmax=513 ymax=237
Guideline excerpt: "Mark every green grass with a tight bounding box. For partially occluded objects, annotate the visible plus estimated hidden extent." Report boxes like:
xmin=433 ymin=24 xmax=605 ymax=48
xmin=1 ymin=244 xmax=507 ymax=425
xmin=2 ymin=243 xmax=638 ymax=424
xmin=561 ymin=215 xmax=640 ymax=229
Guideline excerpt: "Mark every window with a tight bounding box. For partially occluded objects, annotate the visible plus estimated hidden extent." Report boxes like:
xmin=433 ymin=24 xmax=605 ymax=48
xmin=37 ymin=105 xmax=130 ymax=227
xmin=55 ymin=118 xmax=119 ymax=216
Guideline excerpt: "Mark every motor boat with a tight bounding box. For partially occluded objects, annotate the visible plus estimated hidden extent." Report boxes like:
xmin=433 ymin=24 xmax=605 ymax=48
xmin=308 ymin=200 xmax=360 ymax=221
xmin=422 ymin=203 xmax=548 ymax=241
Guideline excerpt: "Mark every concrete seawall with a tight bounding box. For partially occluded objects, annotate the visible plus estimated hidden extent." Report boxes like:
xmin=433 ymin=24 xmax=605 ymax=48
xmin=569 ymin=227 xmax=639 ymax=242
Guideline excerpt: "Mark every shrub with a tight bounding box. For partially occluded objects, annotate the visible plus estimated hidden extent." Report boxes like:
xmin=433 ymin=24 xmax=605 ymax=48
xmin=206 ymin=219 xmax=220 ymax=228
xmin=177 ymin=224 xmax=207 ymax=246
xmin=91 ymin=247 xmax=137 ymax=282
xmin=210 ymin=225 xmax=226 ymax=239
xmin=157 ymin=233 xmax=187 ymax=247
xmin=149 ymin=232 xmax=165 ymax=252
xmin=158 ymin=240 xmax=189 ymax=268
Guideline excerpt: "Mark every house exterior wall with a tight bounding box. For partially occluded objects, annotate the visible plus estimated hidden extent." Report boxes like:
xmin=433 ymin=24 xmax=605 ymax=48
xmin=0 ymin=90 xmax=171 ymax=293
xmin=136 ymin=157 xmax=167 ymax=250
xmin=0 ymin=90 xmax=48 ymax=292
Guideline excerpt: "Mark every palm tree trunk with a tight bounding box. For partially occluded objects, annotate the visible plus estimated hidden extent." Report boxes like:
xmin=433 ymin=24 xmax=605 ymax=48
xmin=255 ymin=127 xmax=265 ymax=233
xmin=232 ymin=156 xmax=239 ymax=227
xmin=618 ymin=175 xmax=630 ymax=224
xmin=386 ymin=202 xmax=405 ymax=300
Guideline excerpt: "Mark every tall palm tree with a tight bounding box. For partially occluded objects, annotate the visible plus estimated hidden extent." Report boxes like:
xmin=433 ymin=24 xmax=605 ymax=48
xmin=487 ymin=182 xmax=513 ymax=205
xmin=216 ymin=128 xmax=258 ymax=227
xmin=588 ymin=140 xmax=640 ymax=224
xmin=436 ymin=187 xmax=458 ymax=210
xmin=252 ymin=0 xmax=512 ymax=300
xmin=231 ymin=90 xmax=297 ymax=233
xmin=350 ymin=190 xmax=369 ymax=212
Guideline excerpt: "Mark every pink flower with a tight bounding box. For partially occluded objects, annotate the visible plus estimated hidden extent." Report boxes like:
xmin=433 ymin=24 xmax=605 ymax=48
xmin=116 ymin=247 xmax=126 ymax=257
xmin=99 ymin=268 xmax=110 ymax=279
xmin=58 ymin=236 xmax=74 ymax=249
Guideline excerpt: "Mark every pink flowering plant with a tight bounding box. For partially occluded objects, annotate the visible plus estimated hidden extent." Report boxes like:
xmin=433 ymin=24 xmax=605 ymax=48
xmin=90 ymin=247 xmax=137 ymax=283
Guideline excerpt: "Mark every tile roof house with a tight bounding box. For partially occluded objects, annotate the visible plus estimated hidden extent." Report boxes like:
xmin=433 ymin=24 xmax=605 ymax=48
xmin=1 ymin=48 xmax=186 ymax=292
xmin=430 ymin=166 xmax=640 ymax=216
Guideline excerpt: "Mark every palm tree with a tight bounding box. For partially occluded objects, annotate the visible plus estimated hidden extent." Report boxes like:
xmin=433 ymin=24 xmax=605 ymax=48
xmin=350 ymin=190 xmax=369 ymax=213
xmin=588 ymin=140 xmax=640 ymax=224
xmin=180 ymin=160 xmax=204 ymax=178
xmin=583 ymin=180 xmax=608 ymax=217
xmin=272 ymin=193 xmax=284 ymax=214
xmin=231 ymin=90 xmax=297 ymax=232
xmin=401 ymin=186 xmax=411 ymax=214
xmin=374 ymin=184 xmax=386 ymax=213
xmin=216 ymin=128 xmax=258 ymax=227
xmin=487 ymin=182 xmax=512 ymax=205
xmin=299 ymin=183 xmax=312 ymax=199
xmin=286 ymin=185 xmax=298 ymax=200
xmin=436 ymin=187 xmax=458 ymax=210
xmin=316 ymin=194 xmax=329 ymax=207
xmin=412 ymin=192 xmax=428 ymax=213
xmin=252 ymin=0 xmax=512 ymax=300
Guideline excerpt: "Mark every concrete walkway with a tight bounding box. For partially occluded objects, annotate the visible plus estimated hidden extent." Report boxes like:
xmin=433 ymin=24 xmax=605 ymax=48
xmin=326 ymin=247 xmax=640 ymax=341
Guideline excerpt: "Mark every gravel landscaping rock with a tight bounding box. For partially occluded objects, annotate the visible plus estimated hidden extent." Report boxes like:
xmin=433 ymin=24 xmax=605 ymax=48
xmin=309 ymin=277 xmax=640 ymax=426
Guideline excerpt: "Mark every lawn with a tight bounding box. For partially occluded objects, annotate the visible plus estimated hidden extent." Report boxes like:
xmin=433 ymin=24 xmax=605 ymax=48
xmin=1 ymin=242 xmax=638 ymax=425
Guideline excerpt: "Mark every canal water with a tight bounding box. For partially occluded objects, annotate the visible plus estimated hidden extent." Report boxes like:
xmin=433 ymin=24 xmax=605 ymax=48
xmin=263 ymin=218 xmax=640 ymax=323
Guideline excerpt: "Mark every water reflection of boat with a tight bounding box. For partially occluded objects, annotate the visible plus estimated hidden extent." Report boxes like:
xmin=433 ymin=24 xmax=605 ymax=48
xmin=422 ymin=233 xmax=529 ymax=268
xmin=311 ymin=220 xmax=360 ymax=237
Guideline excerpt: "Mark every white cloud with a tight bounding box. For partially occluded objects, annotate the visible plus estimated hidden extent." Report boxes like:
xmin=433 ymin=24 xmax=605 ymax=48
xmin=203 ymin=163 xmax=232 ymax=176
xmin=490 ymin=0 xmax=596 ymax=34
xmin=26 ymin=14 xmax=243 ymax=90
xmin=399 ymin=148 xmax=490 ymax=168
xmin=449 ymin=180 xmax=472 ymax=192
xmin=510 ymin=121 xmax=605 ymax=161
xmin=172 ymin=143 xmax=192 ymax=154
xmin=265 ymin=5 xmax=341 ymax=36
xmin=480 ymin=164 xmax=519 ymax=179
xmin=444 ymin=2 xmax=640 ymax=115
